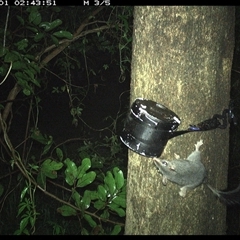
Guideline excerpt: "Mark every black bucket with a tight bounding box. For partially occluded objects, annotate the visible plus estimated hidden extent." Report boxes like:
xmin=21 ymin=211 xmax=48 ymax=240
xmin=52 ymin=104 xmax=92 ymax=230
xmin=120 ymin=98 xmax=181 ymax=157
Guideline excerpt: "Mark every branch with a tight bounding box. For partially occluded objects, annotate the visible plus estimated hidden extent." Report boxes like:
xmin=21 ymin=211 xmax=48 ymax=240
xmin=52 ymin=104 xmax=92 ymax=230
xmin=0 ymin=83 xmax=22 ymax=133
xmin=0 ymin=7 xmax=105 ymax=133
xmin=37 ymin=24 xmax=114 ymax=61
xmin=39 ymin=6 xmax=105 ymax=68
xmin=36 ymin=20 xmax=110 ymax=58
xmin=0 ymin=113 xmax=124 ymax=227
xmin=0 ymin=61 xmax=12 ymax=85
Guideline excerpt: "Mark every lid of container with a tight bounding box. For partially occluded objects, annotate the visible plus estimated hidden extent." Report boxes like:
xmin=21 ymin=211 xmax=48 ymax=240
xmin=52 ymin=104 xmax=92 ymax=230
xmin=120 ymin=98 xmax=181 ymax=157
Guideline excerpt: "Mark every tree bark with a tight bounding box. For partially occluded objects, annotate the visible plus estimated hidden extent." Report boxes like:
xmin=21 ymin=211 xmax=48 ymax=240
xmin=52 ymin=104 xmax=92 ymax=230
xmin=125 ymin=6 xmax=235 ymax=235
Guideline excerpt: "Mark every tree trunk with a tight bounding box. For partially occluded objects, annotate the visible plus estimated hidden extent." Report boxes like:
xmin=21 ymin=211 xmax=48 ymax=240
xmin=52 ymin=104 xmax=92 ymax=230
xmin=125 ymin=6 xmax=235 ymax=235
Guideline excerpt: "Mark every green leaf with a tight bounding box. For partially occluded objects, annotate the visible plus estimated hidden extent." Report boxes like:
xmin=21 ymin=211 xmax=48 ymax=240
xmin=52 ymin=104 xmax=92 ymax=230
xmin=100 ymin=209 xmax=109 ymax=220
xmin=50 ymin=35 xmax=59 ymax=46
xmin=34 ymin=32 xmax=45 ymax=42
xmin=56 ymin=148 xmax=63 ymax=161
xmin=24 ymin=69 xmax=35 ymax=79
xmin=113 ymin=167 xmax=124 ymax=190
xmin=0 ymin=46 xmax=7 ymax=57
xmin=112 ymin=196 xmax=126 ymax=208
xmin=57 ymin=205 xmax=77 ymax=217
xmin=29 ymin=77 xmax=41 ymax=88
xmin=28 ymin=62 xmax=40 ymax=73
xmin=0 ymin=67 xmax=6 ymax=77
xmin=17 ymin=15 xmax=24 ymax=25
xmin=39 ymin=22 xmax=51 ymax=30
xmin=42 ymin=137 xmax=53 ymax=155
xmin=64 ymin=158 xmax=78 ymax=186
xmin=93 ymin=200 xmax=105 ymax=210
xmin=85 ymin=190 xmax=99 ymax=201
xmin=28 ymin=163 xmax=39 ymax=171
xmin=20 ymin=186 xmax=28 ymax=201
xmin=20 ymin=217 xmax=29 ymax=233
xmin=39 ymin=19 xmax=62 ymax=32
xmin=4 ymin=52 xmax=19 ymax=62
xmin=104 ymin=171 xmax=116 ymax=196
xmin=97 ymin=185 xmax=107 ymax=201
xmin=84 ymin=214 xmax=97 ymax=228
xmin=81 ymin=191 xmax=91 ymax=210
xmin=53 ymin=31 xmax=73 ymax=39
xmin=15 ymin=39 xmax=28 ymax=51
xmin=29 ymin=216 xmax=35 ymax=228
xmin=23 ymin=89 xmax=31 ymax=96
xmin=77 ymin=171 xmax=96 ymax=187
xmin=26 ymin=26 xmax=38 ymax=33
xmin=81 ymin=228 xmax=89 ymax=235
xmin=43 ymin=159 xmax=63 ymax=171
xmin=72 ymin=191 xmax=82 ymax=208
xmin=52 ymin=6 xmax=62 ymax=12
xmin=17 ymin=202 xmax=28 ymax=217
xmin=12 ymin=61 xmax=26 ymax=70
xmin=30 ymin=129 xmax=51 ymax=144
xmin=37 ymin=171 xmax=46 ymax=189
xmin=110 ymin=225 xmax=122 ymax=235
xmin=41 ymin=159 xmax=63 ymax=179
xmin=23 ymin=69 xmax=41 ymax=88
xmin=118 ymin=189 xmax=126 ymax=199
xmin=23 ymin=54 xmax=35 ymax=61
xmin=77 ymin=158 xmax=91 ymax=179
xmin=29 ymin=10 xmax=42 ymax=25
xmin=108 ymin=202 xmax=125 ymax=217
xmin=22 ymin=228 xmax=30 ymax=235
xmin=84 ymin=189 xmax=98 ymax=199
xmin=13 ymin=229 xmax=21 ymax=235
xmin=30 ymin=129 xmax=53 ymax=153
xmin=15 ymin=72 xmax=29 ymax=83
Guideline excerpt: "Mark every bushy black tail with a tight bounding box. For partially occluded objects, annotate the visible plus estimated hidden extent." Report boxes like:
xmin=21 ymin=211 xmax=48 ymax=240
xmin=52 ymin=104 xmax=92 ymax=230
xmin=207 ymin=184 xmax=240 ymax=205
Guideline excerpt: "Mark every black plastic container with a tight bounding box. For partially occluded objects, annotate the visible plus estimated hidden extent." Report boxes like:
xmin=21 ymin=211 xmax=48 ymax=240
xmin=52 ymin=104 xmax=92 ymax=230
xmin=120 ymin=98 xmax=181 ymax=157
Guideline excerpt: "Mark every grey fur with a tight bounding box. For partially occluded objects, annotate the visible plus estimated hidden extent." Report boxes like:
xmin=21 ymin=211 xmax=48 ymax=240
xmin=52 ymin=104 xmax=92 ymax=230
xmin=153 ymin=140 xmax=240 ymax=204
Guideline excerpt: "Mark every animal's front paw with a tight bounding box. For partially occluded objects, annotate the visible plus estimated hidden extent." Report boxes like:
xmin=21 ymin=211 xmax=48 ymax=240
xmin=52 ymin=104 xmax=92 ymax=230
xmin=179 ymin=186 xmax=187 ymax=197
xmin=195 ymin=139 xmax=203 ymax=151
xmin=174 ymin=153 xmax=180 ymax=159
xmin=162 ymin=176 xmax=168 ymax=186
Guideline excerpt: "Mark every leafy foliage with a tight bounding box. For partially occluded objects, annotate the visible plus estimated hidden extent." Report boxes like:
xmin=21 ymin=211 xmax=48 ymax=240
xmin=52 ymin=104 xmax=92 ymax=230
xmin=0 ymin=6 xmax=132 ymax=235
xmin=1 ymin=121 xmax=127 ymax=234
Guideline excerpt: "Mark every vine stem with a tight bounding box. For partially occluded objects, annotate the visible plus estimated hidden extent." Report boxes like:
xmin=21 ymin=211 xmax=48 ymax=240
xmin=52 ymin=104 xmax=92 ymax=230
xmin=0 ymin=113 xmax=125 ymax=227
xmin=0 ymin=6 xmax=105 ymax=134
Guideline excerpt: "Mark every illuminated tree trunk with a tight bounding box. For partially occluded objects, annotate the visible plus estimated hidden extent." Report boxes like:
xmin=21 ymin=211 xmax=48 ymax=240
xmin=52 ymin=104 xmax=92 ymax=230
xmin=125 ymin=6 xmax=235 ymax=235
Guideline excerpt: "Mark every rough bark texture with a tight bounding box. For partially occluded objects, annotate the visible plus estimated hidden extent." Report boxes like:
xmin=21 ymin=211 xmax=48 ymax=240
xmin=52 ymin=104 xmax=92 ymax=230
xmin=125 ymin=6 xmax=235 ymax=235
